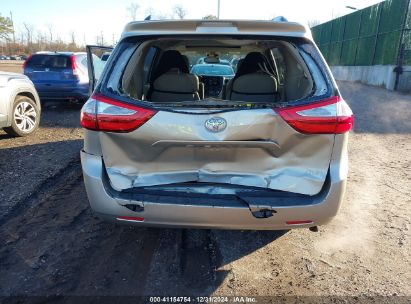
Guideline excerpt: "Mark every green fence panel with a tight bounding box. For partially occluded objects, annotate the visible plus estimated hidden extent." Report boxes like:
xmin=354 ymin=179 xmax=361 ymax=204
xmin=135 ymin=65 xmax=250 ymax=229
xmin=319 ymin=44 xmax=330 ymax=62
xmin=344 ymin=10 xmax=362 ymax=39
xmin=356 ymin=37 xmax=376 ymax=65
xmin=311 ymin=27 xmax=321 ymax=42
xmin=359 ymin=4 xmax=380 ymax=37
xmin=311 ymin=0 xmax=409 ymax=66
xmin=320 ymin=21 xmax=333 ymax=45
xmin=374 ymin=30 xmax=402 ymax=64
xmin=341 ymin=39 xmax=358 ymax=65
xmin=330 ymin=17 xmax=345 ymax=42
xmin=328 ymin=42 xmax=342 ymax=65
xmin=379 ymin=0 xmax=408 ymax=32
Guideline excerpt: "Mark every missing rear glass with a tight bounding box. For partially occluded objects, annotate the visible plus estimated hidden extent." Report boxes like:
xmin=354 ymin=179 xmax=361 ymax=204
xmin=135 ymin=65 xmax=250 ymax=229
xmin=105 ymin=37 xmax=329 ymax=109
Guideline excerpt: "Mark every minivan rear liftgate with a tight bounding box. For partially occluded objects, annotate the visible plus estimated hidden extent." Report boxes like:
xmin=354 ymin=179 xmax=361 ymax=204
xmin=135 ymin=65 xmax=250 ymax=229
xmin=80 ymin=27 xmax=353 ymax=229
xmin=81 ymin=92 xmax=352 ymax=193
xmin=81 ymin=92 xmax=352 ymax=228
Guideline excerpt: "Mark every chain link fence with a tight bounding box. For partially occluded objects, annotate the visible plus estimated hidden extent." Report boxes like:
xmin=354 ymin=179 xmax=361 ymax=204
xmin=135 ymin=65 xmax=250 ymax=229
xmin=311 ymin=0 xmax=411 ymax=66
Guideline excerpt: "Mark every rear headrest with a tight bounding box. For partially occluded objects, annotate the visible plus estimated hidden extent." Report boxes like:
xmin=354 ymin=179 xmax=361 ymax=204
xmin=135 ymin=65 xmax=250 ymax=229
xmin=235 ymin=52 xmax=274 ymax=78
xmin=153 ymin=72 xmax=199 ymax=93
xmin=232 ymin=73 xmax=277 ymax=94
xmin=151 ymin=50 xmax=189 ymax=82
xmin=182 ymin=55 xmax=190 ymax=70
xmin=236 ymin=58 xmax=244 ymax=71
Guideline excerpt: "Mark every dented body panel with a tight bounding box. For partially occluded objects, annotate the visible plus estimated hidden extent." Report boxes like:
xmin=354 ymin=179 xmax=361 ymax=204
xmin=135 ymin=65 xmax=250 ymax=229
xmin=80 ymin=132 xmax=348 ymax=230
xmin=99 ymin=108 xmax=334 ymax=196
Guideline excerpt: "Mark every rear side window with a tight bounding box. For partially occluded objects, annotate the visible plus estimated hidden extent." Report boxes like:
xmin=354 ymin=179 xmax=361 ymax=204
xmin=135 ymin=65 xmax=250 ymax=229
xmin=26 ymin=55 xmax=71 ymax=69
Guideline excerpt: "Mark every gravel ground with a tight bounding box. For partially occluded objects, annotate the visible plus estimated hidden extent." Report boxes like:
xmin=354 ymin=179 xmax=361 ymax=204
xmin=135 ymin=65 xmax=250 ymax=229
xmin=0 ymin=102 xmax=83 ymax=217
xmin=0 ymin=81 xmax=410 ymax=302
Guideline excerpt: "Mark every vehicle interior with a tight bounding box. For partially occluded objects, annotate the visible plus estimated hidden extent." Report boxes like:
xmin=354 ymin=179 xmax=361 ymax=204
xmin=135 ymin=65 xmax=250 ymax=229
xmin=120 ymin=37 xmax=316 ymax=106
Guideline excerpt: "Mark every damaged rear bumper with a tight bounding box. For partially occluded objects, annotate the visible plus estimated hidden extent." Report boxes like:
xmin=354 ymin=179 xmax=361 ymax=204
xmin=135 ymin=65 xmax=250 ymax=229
xmin=81 ymin=151 xmax=346 ymax=230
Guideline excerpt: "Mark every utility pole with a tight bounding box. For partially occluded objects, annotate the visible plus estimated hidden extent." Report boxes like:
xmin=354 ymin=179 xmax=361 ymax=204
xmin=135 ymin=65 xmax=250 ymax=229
xmin=217 ymin=0 xmax=220 ymax=19
xmin=10 ymin=11 xmax=15 ymax=44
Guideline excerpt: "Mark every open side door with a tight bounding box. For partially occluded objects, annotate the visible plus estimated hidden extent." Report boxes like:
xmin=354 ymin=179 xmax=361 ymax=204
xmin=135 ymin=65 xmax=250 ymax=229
xmin=86 ymin=45 xmax=114 ymax=95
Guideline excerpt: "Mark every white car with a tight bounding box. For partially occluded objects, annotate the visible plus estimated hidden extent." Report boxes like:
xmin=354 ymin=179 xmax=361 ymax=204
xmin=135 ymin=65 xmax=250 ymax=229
xmin=0 ymin=72 xmax=41 ymax=136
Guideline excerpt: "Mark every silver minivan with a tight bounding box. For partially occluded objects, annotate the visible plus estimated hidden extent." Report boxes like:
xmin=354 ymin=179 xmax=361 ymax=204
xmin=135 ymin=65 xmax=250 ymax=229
xmin=80 ymin=20 xmax=353 ymax=230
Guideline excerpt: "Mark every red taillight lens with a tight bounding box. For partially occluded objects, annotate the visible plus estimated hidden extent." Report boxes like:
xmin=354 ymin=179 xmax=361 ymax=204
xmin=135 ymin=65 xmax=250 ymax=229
xmin=274 ymin=96 xmax=354 ymax=134
xmin=80 ymin=93 xmax=157 ymax=132
xmin=23 ymin=54 xmax=32 ymax=69
xmin=70 ymin=54 xmax=79 ymax=76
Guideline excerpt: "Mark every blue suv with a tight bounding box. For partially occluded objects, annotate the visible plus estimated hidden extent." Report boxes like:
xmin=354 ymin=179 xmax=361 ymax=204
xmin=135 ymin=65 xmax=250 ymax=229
xmin=23 ymin=52 xmax=89 ymax=102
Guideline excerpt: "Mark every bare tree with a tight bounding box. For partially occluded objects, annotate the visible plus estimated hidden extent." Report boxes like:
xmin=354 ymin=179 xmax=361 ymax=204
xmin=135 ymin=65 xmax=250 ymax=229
xmin=35 ymin=30 xmax=47 ymax=51
xmin=307 ymin=19 xmax=321 ymax=28
xmin=173 ymin=4 xmax=186 ymax=19
xmin=23 ymin=23 xmax=34 ymax=49
xmin=46 ymin=23 xmax=53 ymax=43
xmin=156 ymin=13 xmax=169 ymax=20
xmin=112 ymin=33 xmax=116 ymax=46
xmin=145 ymin=7 xmax=154 ymax=18
xmin=95 ymin=31 xmax=105 ymax=46
xmin=69 ymin=30 xmax=76 ymax=46
xmin=127 ymin=3 xmax=140 ymax=21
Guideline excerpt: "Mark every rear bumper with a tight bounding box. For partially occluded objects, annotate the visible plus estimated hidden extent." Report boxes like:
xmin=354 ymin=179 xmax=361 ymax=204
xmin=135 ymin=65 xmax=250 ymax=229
xmin=34 ymin=84 xmax=89 ymax=100
xmin=80 ymin=151 xmax=347 ymax=230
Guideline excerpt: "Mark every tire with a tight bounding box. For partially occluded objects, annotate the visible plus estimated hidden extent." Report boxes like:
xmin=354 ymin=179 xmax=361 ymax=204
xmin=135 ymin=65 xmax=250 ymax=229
xmin=3 ymin=95 xmax=40 ymax=137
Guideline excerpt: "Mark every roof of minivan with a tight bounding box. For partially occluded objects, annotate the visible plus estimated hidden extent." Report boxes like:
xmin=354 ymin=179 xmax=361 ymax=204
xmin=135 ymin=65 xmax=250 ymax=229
xmin=122 ymin=19 xmax=312 ymax=40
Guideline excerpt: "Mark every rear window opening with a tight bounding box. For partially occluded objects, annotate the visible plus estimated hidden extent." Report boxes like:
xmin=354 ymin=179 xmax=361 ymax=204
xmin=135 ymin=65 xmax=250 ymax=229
xmin=26 ymin=54 xmax=71 ymax=69
xmin=104 ymin=36 xmax=330 ymax=110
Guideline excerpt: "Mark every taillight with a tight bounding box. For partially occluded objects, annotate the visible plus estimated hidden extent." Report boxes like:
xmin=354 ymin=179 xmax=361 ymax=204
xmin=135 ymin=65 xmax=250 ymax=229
xmin=117 ymin=216 xmax=145 ymax=222
xmin=70 ymin=54 xmax=80 ymax=77
xmin=23 ymin=54 xmax=32 ymax=69
xmin=80 ymin=93 xmax=157 ymax=132
xmin=274 ymin=96 xmax=354 ymax=134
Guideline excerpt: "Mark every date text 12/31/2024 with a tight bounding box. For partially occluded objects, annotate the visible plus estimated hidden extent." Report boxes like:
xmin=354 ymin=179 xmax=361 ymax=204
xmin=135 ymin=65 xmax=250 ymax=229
xmin=149 ymin=296 xmax=257 ymax=303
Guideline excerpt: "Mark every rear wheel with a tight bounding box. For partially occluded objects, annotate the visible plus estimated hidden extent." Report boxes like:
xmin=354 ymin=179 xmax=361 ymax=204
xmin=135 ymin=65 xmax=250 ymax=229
xmin=3 ymin=96 xmax=40 ymax=137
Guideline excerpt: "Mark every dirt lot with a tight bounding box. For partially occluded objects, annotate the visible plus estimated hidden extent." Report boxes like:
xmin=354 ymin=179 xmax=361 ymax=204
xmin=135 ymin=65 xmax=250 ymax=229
xmin=0 ymin=82 xmax=410 ymax=302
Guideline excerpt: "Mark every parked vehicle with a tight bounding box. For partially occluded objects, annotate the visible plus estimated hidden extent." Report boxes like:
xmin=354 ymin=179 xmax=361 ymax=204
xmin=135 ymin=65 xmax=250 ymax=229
xmin=197 ymin=57 xmax=231 ymax=66
xmin=191 ymin=64 xmax=235 ymax=98
xmin=0 ymin=72 xmax=41 ymax=136
xmin=9 ymin=55 xmax=22 ymax=60
xmin=23 ymin=52 xmax=89 ymax=102
xmin=101 ymin=52 xmax=111 ymax=61
xmin=230 ymin=57 xmax=244 ymax=71
xmin=80 ymin=20 xmax=354 ymax=230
